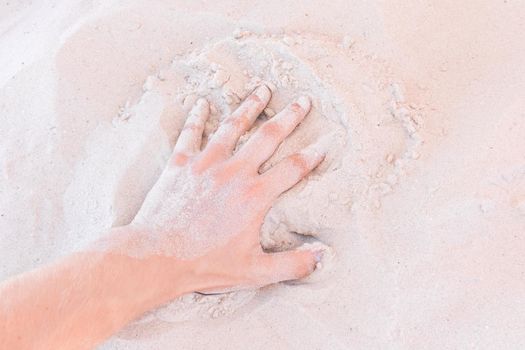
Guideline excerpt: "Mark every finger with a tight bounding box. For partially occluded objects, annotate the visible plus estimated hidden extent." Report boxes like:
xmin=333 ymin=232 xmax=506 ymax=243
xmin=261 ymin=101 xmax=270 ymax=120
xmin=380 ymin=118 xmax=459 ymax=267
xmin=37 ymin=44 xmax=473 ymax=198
xmin=171 ymin=99 xmax=209 ymax=166
xmin=260 ymin=141 xmax=327 ymax=197
xmin=256 ymin=249 xmax=320 ymax=284
xmin=206 ymin=85 xmax=271 ymax=156
xmin=174 ymin=98 xmax=209 ymax=154
xmin=235 ymin=96 xmax=311 ymax=170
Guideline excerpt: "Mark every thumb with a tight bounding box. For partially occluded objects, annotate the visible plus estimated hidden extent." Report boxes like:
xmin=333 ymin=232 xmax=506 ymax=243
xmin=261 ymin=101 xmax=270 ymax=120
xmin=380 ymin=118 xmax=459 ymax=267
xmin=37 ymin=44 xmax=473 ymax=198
xmin=258 ymin=248 xmax=322 ymax=285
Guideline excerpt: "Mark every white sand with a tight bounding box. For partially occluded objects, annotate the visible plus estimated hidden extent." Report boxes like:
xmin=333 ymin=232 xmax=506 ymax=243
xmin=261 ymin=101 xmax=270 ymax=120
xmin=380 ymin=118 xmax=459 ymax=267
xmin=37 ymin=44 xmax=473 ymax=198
xmin=1 ymin=0 xmax=525 ymax=348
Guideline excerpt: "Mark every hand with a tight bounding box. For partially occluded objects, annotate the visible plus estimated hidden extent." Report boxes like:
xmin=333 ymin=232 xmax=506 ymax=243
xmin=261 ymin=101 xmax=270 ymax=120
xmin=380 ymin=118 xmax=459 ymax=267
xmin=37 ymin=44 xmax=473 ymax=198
xmin=116 ymin=85 xmax=327 ymax=293
xmin=0 ymin=86 xmax=329 ymax=350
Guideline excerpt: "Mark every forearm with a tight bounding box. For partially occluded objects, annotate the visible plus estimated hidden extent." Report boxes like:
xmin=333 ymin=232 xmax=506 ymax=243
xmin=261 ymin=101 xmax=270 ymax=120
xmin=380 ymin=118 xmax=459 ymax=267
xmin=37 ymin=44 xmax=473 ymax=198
xmin=0 ymin=227 xmax=196 ymax=350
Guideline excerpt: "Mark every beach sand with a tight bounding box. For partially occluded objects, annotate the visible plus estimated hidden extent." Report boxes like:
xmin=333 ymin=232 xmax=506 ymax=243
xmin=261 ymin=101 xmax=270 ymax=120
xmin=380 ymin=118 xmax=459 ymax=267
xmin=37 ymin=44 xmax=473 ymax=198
xmin=1 ymin=1 xmax=524 ymax=348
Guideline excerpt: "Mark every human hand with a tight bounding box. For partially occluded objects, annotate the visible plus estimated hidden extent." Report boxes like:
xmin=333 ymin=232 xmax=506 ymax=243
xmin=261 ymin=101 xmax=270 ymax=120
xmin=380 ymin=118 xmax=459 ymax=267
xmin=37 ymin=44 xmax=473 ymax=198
xmin=122 ymin=85 xmax=327 ymax=293
xmin=0 ymin=86 xmax=330 ymax=350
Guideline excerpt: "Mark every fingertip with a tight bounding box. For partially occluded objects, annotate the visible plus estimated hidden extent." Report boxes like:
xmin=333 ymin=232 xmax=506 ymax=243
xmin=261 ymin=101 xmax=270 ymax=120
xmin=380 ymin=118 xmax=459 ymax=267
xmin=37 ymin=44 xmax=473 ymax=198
xmin=254 ymin=84 xmax=272 ymax=102
xmin=296 ymin=250 xmax=322 ymax=279
xmin=196 ymin=97 xmax=209 ymax=111
xmin=296 ymin=145 xmax=326 ymax=175
xmin=262 ymin=81 xmax=277 ymax=94
xmin=301 ymin=138 xmax=330 ymax=169
xmin=189 ymin=98 xmax=209 ymax=117
xmin=313 ymin=249 xmax=324 ymax=263
xmin=285 ymin=249 xmax=318 ymax=279
xmin=258 ymin=249 xmax=316 ymax=284
xmin=296 ymin=95 xmax=311 ymax=111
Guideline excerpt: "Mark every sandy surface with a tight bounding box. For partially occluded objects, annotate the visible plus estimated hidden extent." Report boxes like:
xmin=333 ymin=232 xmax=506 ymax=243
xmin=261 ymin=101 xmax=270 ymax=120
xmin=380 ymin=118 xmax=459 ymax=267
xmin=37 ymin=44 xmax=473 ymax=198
xmin=1 ymin=0 xmax=524 ymax=348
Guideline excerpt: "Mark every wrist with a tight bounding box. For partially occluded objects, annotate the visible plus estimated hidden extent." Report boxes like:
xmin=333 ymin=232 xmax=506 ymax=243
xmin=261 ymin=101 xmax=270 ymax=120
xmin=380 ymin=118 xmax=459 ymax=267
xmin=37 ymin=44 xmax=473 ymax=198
xmin=93 ymin=226 xmax=200 ymax=312
xmin=97 ymin=226 xmax=242 ymax=305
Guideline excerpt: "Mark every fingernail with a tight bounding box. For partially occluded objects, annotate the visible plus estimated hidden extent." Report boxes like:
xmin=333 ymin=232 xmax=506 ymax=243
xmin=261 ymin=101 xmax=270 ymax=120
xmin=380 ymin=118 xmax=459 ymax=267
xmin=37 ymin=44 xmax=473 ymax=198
xmin=313 ymin=249 xmax=324 ymax=262
xmin=296 ymin=96 xmax=311 ymax=110
xmin=254 ymin=85 xmax=271 ymax=101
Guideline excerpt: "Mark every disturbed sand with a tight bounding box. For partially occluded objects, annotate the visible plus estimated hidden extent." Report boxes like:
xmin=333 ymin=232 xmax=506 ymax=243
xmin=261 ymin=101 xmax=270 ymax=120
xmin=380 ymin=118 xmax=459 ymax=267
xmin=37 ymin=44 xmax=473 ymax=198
xmin=1 ymin=1 xmax=524 ymax=348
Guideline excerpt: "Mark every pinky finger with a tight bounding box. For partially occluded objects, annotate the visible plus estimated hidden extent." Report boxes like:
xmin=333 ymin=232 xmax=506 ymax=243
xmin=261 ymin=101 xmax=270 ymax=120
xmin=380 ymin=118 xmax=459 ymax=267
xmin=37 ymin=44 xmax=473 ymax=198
xmin=261 ymin=140 xmax=327 ymax=197
xmin=172 ymin=99 xmax=210 ymax=164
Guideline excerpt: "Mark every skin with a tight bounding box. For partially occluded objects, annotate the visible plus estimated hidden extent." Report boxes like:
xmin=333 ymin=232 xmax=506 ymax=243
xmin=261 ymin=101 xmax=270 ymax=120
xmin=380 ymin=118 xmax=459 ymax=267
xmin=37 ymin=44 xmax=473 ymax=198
xmin=0 ymin=85 xmax=327 ymax=349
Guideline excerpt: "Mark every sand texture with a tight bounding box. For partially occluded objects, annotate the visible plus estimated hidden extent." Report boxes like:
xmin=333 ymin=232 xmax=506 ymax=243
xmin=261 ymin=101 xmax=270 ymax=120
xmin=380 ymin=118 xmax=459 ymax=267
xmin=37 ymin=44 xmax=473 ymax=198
xmin=1 ymin=1 xmax=524 ymax=349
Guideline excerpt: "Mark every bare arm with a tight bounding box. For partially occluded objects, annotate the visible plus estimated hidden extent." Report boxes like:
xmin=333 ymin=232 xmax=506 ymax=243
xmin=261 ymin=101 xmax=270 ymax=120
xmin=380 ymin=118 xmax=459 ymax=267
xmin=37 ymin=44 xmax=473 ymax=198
xmin=0 ymin=85 xmax=327 ymax=349
xmin=0 ymin=234 xmax=198 ymax=349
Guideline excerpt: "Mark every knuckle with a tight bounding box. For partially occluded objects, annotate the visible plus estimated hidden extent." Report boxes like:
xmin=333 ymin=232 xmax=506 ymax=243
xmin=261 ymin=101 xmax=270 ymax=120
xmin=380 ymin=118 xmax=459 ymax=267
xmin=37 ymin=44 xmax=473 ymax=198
xmin=289 ymin=153 xmax=309 ymax=175
xmin=191 ymin=144 xmax=227 ymax=174
xmin=241 ymin=179 xmax=267 ymax=200
xmin=224 ymin=114 xmax=250 ymax=131
xmin=259 ymin=122 xmax=282 ymax=139
xmin=289 ymin=102 xmax=304 ymax=114
xmin=182 ymin=123 xmax=201 ymax=132
xmin=215 ymin=161 xmax=241 ymax=182
xmin=247 ymin=93 xmax=262 ymax=104
xmin=171 ymin=152 xmax=190 ymax=167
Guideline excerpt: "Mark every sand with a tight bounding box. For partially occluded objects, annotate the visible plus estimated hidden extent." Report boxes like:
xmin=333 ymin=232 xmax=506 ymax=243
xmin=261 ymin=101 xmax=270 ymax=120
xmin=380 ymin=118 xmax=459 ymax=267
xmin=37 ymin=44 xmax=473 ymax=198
xmin=1 ymin=0 xmax=524 ymax=348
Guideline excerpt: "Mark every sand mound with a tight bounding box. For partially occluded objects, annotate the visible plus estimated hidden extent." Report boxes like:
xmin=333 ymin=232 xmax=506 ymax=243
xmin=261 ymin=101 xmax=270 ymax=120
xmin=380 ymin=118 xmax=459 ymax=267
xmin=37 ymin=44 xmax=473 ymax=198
xmin=87 ymin=30 xmax=423 ymax=326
